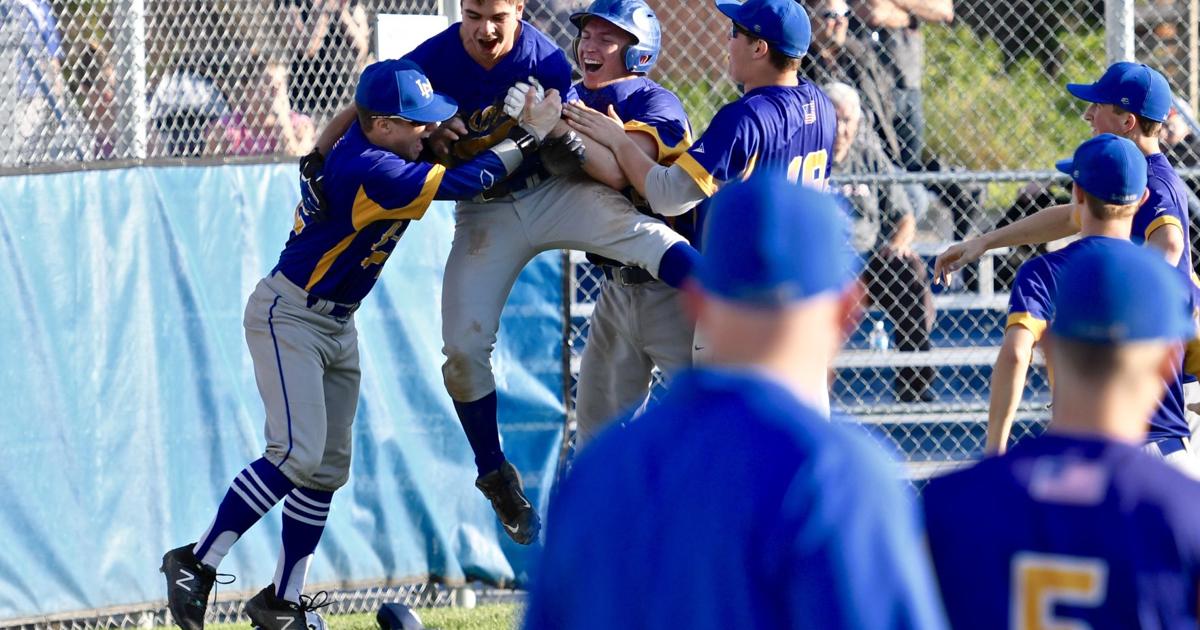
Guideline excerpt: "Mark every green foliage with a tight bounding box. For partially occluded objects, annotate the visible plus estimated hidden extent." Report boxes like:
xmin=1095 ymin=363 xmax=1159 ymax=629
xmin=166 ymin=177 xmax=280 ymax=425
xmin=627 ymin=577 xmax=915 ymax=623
xmin=923 ymin=25 xmax=1107 ymax=172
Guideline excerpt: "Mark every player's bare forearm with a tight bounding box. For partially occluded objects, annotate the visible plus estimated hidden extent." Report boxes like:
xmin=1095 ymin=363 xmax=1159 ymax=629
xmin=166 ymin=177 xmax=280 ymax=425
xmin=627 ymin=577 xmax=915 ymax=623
xmin=1146 ymin=223 xmax=1186 ymax=267
xmin=610 ymin=136 xmax=658 ymax=198
xmin=982 ymin=204 xmax=1077 ymax=249
xmin=985 ymin=328 xmax=1035 ymax=455
xmin=316 ymin=106 xmax=357 ymax=155
xmin=576 ymin=131 xmax=630 ymax=190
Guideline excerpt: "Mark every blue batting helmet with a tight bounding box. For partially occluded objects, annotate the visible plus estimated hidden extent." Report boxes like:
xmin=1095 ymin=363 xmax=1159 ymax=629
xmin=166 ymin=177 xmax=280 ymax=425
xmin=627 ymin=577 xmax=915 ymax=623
xmin=570 ymin=0 xmax=662 ymax=74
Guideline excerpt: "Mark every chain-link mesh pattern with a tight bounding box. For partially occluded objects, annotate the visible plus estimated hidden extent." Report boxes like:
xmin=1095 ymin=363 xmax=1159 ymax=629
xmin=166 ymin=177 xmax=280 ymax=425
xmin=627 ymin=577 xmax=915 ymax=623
xmin=0 ymin=583 xmax=520 ymax=629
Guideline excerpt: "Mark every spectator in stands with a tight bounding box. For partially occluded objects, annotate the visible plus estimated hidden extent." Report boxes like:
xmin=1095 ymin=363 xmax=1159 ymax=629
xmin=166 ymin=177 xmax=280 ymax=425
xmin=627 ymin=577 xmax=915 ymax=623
xmin=826 ymin=81 xmax=935 ymax=403
xmin=277 ymin=0 xmax=372 ymax=119
xmin=207 ymin=57 xmax=316 ymax=156
xmin=850 ymin=0 xmax=953 ymax=171
xmin=148 ymin=64 xmax=229 ymax=157
xmin=802 ymin=0 xmax=902 ymax=161
xmin=0 ymin=0 xmax=85 ymax=164
xmin=68 ymin=40 xmax=118 ymax=160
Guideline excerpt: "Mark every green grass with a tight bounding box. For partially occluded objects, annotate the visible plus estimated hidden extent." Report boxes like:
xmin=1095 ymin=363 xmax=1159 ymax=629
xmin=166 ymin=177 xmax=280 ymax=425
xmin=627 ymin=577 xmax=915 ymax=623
xmin=205 ymin=603 xmax=520 ymax=630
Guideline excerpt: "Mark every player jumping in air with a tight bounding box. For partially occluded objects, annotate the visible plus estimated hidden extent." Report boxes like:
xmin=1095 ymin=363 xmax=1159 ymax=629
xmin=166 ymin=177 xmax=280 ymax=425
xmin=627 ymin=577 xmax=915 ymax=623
xmin=159 ymin=59 xmax=560 ymax=630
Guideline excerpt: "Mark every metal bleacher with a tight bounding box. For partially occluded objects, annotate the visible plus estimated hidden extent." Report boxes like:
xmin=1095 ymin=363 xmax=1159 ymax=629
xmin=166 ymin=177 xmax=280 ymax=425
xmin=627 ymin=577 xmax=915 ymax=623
xmin=566 ymin=247 xmax=1051 ymax=483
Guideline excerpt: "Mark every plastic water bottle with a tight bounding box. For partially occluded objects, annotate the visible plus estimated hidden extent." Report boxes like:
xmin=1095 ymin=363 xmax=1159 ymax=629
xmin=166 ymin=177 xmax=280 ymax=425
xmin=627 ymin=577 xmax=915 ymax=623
xmin=869 ymin=319 xmax=889 ymax=353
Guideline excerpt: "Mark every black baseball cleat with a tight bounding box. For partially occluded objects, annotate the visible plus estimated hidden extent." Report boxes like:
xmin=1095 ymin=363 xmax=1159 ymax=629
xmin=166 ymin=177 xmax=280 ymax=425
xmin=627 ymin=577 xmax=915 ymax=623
xmin=476 ymin=461 xmax=541 ymax=545
xmin=161 ymin=544 xmax=219 ymax=630
xmin=244 ymin=586 xmax=331 ymax=630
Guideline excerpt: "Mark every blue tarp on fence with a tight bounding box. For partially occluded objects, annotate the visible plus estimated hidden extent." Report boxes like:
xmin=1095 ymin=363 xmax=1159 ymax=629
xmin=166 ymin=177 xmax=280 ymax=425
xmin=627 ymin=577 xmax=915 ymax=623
xmin=0 ymin=164 xmax=565 ymax=620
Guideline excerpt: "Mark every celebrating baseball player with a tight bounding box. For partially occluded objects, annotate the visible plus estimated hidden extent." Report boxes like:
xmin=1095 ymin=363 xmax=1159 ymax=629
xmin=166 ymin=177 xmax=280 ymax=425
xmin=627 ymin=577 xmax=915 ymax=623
xmin=985 ymin=134 xmax=1200 ymax=476
xmin=299 ymin=0 xmax=703 ymax=545
xmin=523 ymin=175 xmax=947 ymax=630
xmin=545 ymin=0 xmax=699 ymax=449
xmin=159 ymin=58 xmax=561 ymax=630
xmin=924 ymin=240 xmax=1200 ymax=629
xmin=564 ymin=0 xmax=836 ymax=217
xmin=934 ymin=63 xmax=1195 ymax=289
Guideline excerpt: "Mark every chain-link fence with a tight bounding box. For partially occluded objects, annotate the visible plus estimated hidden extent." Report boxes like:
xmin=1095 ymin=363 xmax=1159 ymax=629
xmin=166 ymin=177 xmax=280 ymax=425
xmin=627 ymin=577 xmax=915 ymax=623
xmin=3 ymin=0 xmax=1200 ymax=623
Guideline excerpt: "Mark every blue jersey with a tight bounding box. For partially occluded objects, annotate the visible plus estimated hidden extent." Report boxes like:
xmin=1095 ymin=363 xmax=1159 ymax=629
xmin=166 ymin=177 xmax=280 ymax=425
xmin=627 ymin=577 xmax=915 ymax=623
xmin=404 ymin=21 xmax=571 ymax=180
xmin=673 ymin=81 xmax=836 ymax=196
xmin=523 ymin=368 xmax=947 ymax=630
xmin=274 ymin=123 xmax=508 ymax=304
xmin=924 ymin=433 xmax=1200 ymax=630
xmin=1007 ymin=236 xmax=1190 ymax=440
xmin=568 ymin=77 xmax=696 ymax=242
xmin=1133 ymin=153 xmax=1194 ymax=283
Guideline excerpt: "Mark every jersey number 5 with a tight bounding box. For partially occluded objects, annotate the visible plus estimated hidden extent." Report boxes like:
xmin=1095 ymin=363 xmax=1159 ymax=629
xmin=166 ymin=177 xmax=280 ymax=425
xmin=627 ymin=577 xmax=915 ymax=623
xmin=787 ymin=149 xmax=829 ymax=190
xmin=1011 ymin=553 xmax=1107 ymax=630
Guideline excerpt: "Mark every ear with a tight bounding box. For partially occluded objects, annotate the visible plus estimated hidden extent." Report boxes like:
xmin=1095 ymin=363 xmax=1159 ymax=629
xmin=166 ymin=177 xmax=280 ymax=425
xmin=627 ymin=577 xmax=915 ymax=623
xmin=1072 ymin=182 xmax=1084 ymax=204
xmin=1139 ymin=187 xmax=1150 ymax=206
xmin=1159 ymin=343 xmax=1184 ymax=381
xmin=754 ymin=39 xmax=770 ymax=59
xmin=514 ymin=0 xmax=525 ymax=16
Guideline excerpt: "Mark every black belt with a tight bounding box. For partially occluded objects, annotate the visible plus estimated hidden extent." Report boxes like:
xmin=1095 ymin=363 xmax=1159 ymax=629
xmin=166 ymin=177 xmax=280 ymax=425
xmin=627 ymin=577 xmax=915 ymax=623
xmin=305 ymin=293 xmax=359 ymax=319
xmin=601 ymin=265 xmax=656 ymax=286
xmin=1153 ymin=436 xmax=1189 ymax=457
xmin=476 ymin=165 xmax=551 ymax=202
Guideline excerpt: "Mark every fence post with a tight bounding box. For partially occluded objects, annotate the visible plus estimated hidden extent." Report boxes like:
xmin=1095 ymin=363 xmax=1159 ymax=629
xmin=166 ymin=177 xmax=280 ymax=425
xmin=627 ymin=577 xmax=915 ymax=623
xmin=441 ymin=0 xmax=462 ymax=24
xmin=1104 ymin=0 xmax=1135 ymax=63
xmin=114 ymin=0 xmax=148 ymax=160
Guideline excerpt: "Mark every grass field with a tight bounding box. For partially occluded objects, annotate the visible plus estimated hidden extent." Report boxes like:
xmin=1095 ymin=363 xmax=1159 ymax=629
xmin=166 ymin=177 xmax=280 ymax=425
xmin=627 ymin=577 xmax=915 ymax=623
xmin=205 ymin=603 xmax=520 ymax=630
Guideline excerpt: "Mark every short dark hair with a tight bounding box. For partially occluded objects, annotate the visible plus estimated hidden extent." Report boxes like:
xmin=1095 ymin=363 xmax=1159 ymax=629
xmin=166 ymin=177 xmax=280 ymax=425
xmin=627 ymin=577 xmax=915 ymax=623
xmin=1111 ymin=104 xmax=1164 ymax=138
xmin=1051 ymin=336 xmax=1121 ymax=382
xmin=734 ymin=24 xmax=802 ymax=73
xmin=1080 ymin=187 xmax=1139 ymax=221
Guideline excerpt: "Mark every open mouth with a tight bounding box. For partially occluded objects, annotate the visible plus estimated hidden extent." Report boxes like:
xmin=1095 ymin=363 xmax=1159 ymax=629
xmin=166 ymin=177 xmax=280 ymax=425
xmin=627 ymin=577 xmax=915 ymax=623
xmin=581 ymin=56 xmax=604 ymax=73
xmin=479 ymin=38 xmax=501 ymax=52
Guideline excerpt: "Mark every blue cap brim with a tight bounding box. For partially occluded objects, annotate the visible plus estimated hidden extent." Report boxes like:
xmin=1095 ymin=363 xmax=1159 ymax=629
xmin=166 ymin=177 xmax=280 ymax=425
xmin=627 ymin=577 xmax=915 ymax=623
xmin=1055 ymin=158 xmax=1074 ymax=176
xmin=1066 ymin=82 xmax=1113 ymax=105
xmin=396 ymin=95 xmax=458 ymax=124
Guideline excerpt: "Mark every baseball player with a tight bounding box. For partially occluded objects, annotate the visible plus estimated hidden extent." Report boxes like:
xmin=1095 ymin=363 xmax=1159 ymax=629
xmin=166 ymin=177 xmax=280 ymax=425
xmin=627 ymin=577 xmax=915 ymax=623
xmin=924 ymin=241 xmax=1200 ymax=629
xmin=542 ymin=0 xmax=699 ymax=449
xmin=303 ymin=0 xmax=702 ymax=545
xmin=523 ymin=175 xmax=947 ymax=630
xmin=934 ymin=63 xmax=1195 ymax=290
xmin=564 ymin=0 xmax=836 ymax=216
xmin=985 ymin=134 xmax=1199 ymax=477
xmin=159 ymin=59 xmax=561 ymax=630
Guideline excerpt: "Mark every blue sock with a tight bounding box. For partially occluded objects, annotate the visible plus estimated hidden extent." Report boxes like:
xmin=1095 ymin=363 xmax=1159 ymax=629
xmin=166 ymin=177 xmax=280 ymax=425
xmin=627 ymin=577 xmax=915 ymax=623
xmin=657 ymin=242 xmax=700 ymax=289
xmin=274 ymin=487 xmax=333 ymax=603
xmin=453 ymin=391 xmax=506 ymax=476
xmin=193 ymin=458 xmax=295 ymax=568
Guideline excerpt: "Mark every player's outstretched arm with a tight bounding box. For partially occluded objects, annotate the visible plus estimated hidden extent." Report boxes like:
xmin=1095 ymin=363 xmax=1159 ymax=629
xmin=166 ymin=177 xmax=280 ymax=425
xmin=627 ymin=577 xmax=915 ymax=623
xmin=985 ymin=326 xmax=1036 ymax=455
xmin=933 ymin=204 xmax=1077 ymax=285
xmin=433 ymin=89 xmax=563 ymax=200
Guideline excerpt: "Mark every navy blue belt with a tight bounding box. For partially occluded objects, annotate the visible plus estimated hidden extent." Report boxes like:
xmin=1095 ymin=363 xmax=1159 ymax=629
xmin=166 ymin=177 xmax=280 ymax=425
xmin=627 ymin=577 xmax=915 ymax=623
xmin=601 ymin=264 xmax=656 ymax=286
xmin=476 ymin=165 xmax=550 ymax=202
xmin=1153 ymin=436 xmax=1189 ymax=457
xmin=305 ymin=293 xmax=358 ymax=319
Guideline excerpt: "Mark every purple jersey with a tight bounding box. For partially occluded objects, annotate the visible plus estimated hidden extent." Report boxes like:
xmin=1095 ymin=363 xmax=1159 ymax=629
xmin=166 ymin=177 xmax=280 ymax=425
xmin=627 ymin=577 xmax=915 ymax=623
xmin=1006 ymin=236 xmax=1190 ymax=440
xmin=404 ymin=21 xmax=571 ymax=182
xmin=1132 ymin=154 xmax=1194 ymax=283
xmin=568 ymin=77 xmax=696 ymax=242
xmin=274 ymin=123 xmax=508 ymax=304
xmin=674 ymin=81 xmax=836 ymax=195
xmin=924 ymin=433 xmax=1200 ymax=630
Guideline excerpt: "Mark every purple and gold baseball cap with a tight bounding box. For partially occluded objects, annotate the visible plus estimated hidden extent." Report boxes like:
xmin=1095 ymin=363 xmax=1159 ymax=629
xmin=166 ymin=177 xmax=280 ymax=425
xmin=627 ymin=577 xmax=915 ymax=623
xmin=1066 ymin=62 xmax=1173 ymax=123
xmin=355 ymin=59 xmax=458 ymax=124
xmin=1051 ymin=240 xmax=1194 ymax=344
xmin=695 ymin=173 xmax=859 ymax=307
xmin=1054 ymin=133 xmax=1147 ymax=205
xmin=716 ymin=0 xmax=812 ymax=59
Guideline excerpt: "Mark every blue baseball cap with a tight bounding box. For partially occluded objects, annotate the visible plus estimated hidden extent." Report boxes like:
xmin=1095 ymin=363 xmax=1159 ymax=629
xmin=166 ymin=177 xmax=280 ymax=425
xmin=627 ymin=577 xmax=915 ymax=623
xmin=1051 ymin=240 xmax=1195 ymax=344
xmin=1066 ymin=62 xmax=1173 ymax=123
xmin=1054 ymin=133 xmax=1147 ymax=205
xmin=716 ymin=0 xmax=812 ymax=59
xmin=354 ymin=59 xmax=458 ymax=124
xmin=695 ymin=174 xmax=859 ymax=307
